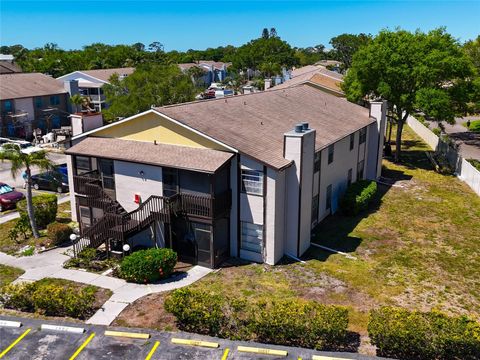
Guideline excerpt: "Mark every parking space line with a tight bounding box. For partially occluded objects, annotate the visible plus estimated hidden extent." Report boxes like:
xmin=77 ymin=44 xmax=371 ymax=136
xmin=171 ymin=338 xmax=219 ymax=348
xmin=237 ymin=345 xmax=288 ymax=356
xmin=312 ymin=356 xmax=349 ymax=360
xmin=221 ymin=348 xmax=230 ymax=360
xmin=145 ymin=341 xmax=160 ymax=360
xmin=105 ymin=330 xmax=150 ymax=339
xmin=0 ymin=328 xmax=31 ymax=359
xmin=68 ymin=332 xmax=95 ymax=360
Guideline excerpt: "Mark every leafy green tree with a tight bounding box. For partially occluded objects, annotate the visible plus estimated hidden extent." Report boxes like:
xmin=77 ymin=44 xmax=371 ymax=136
xmin=464 ymin=36 xmax=480 ymax=73
xmin=329 ymin=33 xmax=371 ymax=70
xmin=102 ymin=65 xmax=196 ymax=122
xmin=0 ymin=145 xmax=55 ymax=238
xmin=70 ymin=94 xmax=83 ymax=113
xmin=343 ymin=28 xmax=474 ymax=162
xmin=186 ymin=65 xmax=207 ymax=87
xmin=232 ymin=34 xmax=297 ymax=74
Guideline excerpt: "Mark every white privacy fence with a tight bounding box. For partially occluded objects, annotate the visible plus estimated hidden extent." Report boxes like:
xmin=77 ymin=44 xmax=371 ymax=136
xmin=406 ymin=115 xmax=480 ymax=196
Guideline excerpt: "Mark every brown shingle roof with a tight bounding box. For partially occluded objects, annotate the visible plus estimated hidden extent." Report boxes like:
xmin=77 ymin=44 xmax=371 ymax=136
xmin=272 ymin=66 xmax=344 ymax=94
xmin=81 ymin=67 xmax=135 ymax=82
xmin=0 ymin=61 xmax=22 ymax=74
xmin=156 ymin=85 xmax=373 ymax=170
xmin=66 ymin=137 xmax=233 ymax=173
xmin=0 ymin=73 xmax=67 ymax=100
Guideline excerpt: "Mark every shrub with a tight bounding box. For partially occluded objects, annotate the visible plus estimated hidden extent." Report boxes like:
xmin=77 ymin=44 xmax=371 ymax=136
xmin=165 ymin=288 xmax=228 ymax=335
xmin=251 ymin=299 xmax=348 ymax=349
xmin=47 ymin=222 xmax=71 ymax=246
xmin=8 ymin=216 xmax=31 ymax=244
xmin=165 ymin=289 xmax=349 ymax=350
xmin=17 ymin=194 xmax=57 ymax=229
xmin=340 ymin=180 xmax=377 ymax=216
xmin=467 ymin=120 xmax=480 ymax=132
xmin=368 ymin=307 xmax=480 ymax=360
xmin=120 ymin=248 xmax=177 ymax=283
xmin=432 ymin=127 xmax=441 ymax=136
xmin=0 ymin=279 xmax=97 ymax=319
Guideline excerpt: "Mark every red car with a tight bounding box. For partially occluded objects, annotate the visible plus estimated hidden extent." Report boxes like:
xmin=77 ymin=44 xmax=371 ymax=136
xmin=0 ymin=183 xmax=24 ymax=212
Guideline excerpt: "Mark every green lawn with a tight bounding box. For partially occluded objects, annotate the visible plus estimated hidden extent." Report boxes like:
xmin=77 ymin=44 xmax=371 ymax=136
xmin=0 ymin=264 xmax=24 ymax=287
xmin=116 ymin=125 xmax=480 ymax=352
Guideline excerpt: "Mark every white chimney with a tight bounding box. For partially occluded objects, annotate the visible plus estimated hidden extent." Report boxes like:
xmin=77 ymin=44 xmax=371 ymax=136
xmin=283 ymin=122 xmax=316 ymax=258
xmin=366 ymin=100 xmax=387 ymax=179
xmin=264 ymin=78 xmax=272 ymax=91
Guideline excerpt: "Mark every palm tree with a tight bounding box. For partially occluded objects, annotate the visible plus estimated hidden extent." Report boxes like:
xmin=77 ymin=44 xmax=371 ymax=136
xmin=0 ymin=144 xmax=55 ymax=238
xmin=70 ymin=94 xmax=83 ymax=113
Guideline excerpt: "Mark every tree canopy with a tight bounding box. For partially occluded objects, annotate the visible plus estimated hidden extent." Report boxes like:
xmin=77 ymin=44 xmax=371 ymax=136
xmin=343 ymin=28 xmax=475 ymax=162
xmin=102 ymin=64 xmax=196 ymax=122
xmin=329 ymin=33 xmax=371 ymax=71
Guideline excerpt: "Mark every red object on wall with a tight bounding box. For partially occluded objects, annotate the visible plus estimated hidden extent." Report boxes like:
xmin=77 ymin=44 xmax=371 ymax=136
xmin=134 ymin=194 xmax=141 ymax=204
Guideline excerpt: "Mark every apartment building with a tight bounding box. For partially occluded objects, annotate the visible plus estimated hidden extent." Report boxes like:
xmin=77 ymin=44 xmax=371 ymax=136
xmin=57 ymin=68 xmax=135 ymax=112
xmin=0 ymin=73 xmax=69 ymax=138
xmin=66 ymin=84 xmax=386 ymax=268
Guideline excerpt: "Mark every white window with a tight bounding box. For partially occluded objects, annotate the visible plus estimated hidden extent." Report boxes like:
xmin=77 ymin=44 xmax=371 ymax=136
xmin=241 ymin=222 xmax=263 ymax=253
xmin=241 ymin=169 xmax=263 ymax=195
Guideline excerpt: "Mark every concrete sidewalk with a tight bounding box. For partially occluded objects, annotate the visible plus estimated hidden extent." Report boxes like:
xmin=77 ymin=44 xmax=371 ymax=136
xmin=0 ymin=247 xmax=212 ymax=325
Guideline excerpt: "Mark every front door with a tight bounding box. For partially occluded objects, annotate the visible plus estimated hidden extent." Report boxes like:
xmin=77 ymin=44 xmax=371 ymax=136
xmin=193 ymin=223 xmax=212 ymax=267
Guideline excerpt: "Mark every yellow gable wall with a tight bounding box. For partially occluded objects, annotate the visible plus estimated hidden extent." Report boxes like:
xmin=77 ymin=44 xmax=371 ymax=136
xmin=93 ymin=112 xmax=228 ymax=150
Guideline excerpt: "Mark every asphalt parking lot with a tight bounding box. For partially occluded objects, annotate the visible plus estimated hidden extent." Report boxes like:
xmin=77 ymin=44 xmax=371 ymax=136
xmin=0 ymin=316 xmax=388 ymax=360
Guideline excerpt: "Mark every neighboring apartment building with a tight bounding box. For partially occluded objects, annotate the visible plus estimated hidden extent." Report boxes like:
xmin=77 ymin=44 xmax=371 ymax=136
xmin=268 ymin=65 xmax=344 ymax=96
xmin=0 ymin=54 xmax=22 ymax=74
xmin=57 ymin=68 xmax=135 ymax=112
xmin=66 ymin=85 xmax=386 ymax=268
xmin=0 ymin=73 xmax=69 ymax=138
xmin=178 ymin=61 xmax=230 ymax=86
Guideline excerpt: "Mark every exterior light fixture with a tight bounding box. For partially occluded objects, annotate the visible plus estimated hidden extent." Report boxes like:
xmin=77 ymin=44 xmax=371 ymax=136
xmin=123 ymin=244 xmax=131 ymax=252
xmin=69 ymin=234 xmax=78 ymax=242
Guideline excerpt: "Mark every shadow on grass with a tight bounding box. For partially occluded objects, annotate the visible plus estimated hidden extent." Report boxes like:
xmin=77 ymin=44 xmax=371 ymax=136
xmin=306 ymin=177 xmax=395 ymax=263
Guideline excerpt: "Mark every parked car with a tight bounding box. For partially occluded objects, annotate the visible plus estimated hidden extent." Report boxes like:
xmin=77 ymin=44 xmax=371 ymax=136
xmin=30 ymin=171 xmax=69 ymax=193
xmin=0 ymin=139 xmax=43 ymax=154
xmin=0 ymin=182 xmax=24 ymax=212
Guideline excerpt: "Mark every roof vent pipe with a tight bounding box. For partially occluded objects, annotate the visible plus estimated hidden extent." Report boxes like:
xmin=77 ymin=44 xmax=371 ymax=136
xmin=294 ymin=124 xmax=304 ymax=133
xmin=302 ymin=122 xmax=309 ymax=131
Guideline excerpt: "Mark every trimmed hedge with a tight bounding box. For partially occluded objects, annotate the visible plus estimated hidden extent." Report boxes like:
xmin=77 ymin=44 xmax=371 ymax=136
xmin=17 ymin=193 xmax=57 ymax=229
xmin=340 ymin=180 xmax=377 ymax=216
xmin=120 ymin=248 xmax=177 ymax=283
xmin=164 ymin=288 xmax=349 ymax=350
xmin=47 ymin=222 xmax=71 ymax=246
xmin=368 ymin=307 xmax=480 ymax=360
xmin=0 ymin=279 xmax=97 ymax=319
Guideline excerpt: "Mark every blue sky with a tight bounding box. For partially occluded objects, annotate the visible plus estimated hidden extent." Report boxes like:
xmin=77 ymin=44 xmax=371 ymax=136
xmin=0 ymin=1 xmax=479 ymax=50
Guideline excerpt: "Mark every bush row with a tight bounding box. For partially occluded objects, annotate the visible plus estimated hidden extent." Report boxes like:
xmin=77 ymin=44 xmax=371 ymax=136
xmin=340 ymin=180 xmax=377 ymax=216
xmin=17 ymin=193 xmax=57 ymax=229
xmin=164 ymin=288 xmax=349 ymax=350
xmin=0 ymin=280 xmax=97 ymax=319
xmin=368 ymin=307 xmax=480 ymax=360
xmin=120 ymin=248 xmax=177 ymax=283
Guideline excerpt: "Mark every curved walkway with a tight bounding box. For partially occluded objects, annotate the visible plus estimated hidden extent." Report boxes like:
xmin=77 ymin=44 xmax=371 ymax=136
xmin=0 ymin=247 xmax=212 ymax=325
